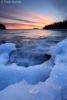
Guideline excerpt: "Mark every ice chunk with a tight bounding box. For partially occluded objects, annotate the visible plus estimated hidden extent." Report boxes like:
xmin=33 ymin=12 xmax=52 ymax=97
xmin=0 ymin=38 xmax=67 ymax=100
xmin=0 ymin=58 xmax=53 ymax=91
xmin=0 ymin=43 xmax=16 ymax=64
xmin=0 ymin=43 xmax=16 ymax=54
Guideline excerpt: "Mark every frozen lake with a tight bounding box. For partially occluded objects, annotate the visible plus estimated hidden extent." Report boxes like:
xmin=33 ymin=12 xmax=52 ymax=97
xmin=0 ymin=29 xmax=67 ymax=66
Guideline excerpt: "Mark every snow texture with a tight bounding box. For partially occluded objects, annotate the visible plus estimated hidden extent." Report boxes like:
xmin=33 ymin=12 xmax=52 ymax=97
xmin=0 ymin=38 xmax=67 ymax=100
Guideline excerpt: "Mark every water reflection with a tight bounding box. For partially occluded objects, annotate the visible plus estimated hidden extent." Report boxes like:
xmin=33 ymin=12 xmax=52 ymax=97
xmin=0 ymin=29 xmax=67 ymax=39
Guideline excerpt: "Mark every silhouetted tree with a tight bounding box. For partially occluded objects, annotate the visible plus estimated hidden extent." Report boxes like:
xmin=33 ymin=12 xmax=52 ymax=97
xmin=0 ymin=24 xmax=6 ymax=30
xmin=43 ymin=20 xmax=67 ymax=29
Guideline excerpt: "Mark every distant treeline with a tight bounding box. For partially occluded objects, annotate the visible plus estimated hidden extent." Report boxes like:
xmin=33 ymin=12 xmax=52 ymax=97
xmin=0 ymin=24 xmax=6 ymax=30
xmin=43 ymin=20 xmax=67 ymax=29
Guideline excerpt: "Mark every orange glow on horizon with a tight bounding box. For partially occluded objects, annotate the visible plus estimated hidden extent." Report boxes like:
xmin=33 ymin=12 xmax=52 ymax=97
xmin=1 ymin=15 xmax=55 ymax=29
xmin=0 ymin=10 xmax=55 ymax=29
xmin=5 ymin=23 xmax=41 ymax=29
xmin=4 ymin=21 xmax=54 ymax=29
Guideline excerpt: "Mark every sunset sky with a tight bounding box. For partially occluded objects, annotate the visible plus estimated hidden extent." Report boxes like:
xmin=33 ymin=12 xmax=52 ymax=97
xmin=0 ymin=0 xmax=67 ymax=29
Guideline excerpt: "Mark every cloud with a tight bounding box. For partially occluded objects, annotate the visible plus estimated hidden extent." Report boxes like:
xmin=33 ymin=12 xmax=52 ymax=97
xmin=0 ymin=8 xmax=55 ymax=29
xmin=0 ymin=12 xmax=55 ymax=29
xmin=1 ymin=23 xmax=41 ymax=29
xmin=0 ymin=15 xmax=35 ymax=23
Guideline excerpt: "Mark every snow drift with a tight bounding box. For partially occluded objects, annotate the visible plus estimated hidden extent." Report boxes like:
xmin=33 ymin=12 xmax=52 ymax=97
xmin=0 ymin=42 xmax=54 ymax=90
xmin=0 ymin=38 xmax=67 ymax=100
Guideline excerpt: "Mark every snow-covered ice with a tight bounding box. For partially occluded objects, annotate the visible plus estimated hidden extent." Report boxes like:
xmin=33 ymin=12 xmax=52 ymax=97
xmin=0 ymin=38 xmax=67 ymax=100
xmin=0 ymin=43 xmax=54 ymax=90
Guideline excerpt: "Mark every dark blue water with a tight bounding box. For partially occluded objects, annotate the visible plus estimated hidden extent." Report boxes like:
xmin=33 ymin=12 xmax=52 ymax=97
xmin=0 ymin=29 xmax=67 ymax=66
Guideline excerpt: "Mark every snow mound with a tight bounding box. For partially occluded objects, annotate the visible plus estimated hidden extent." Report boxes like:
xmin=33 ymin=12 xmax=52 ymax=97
xmin=0 ymin=38 xmax=67 ymax=100
xmin=0 ymin=43 xmax=54 ymax=90
xmin=0 ymin=59 xmax=53 ymax=91
xmin=0 ymin=43 xmax=16 ymax=54
xmin=0 ymin=43 xmax=16 ymax=64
